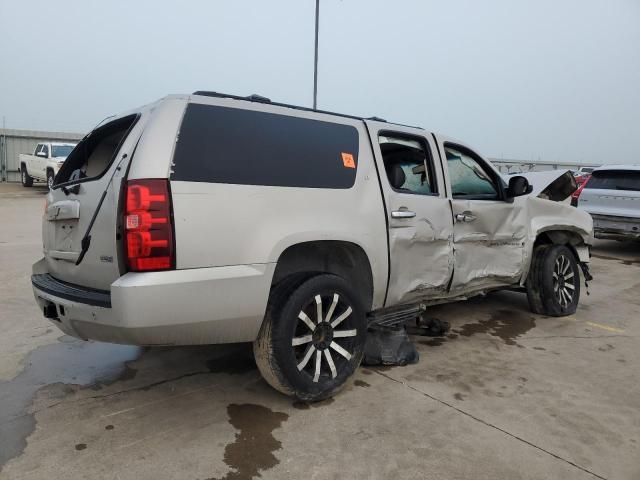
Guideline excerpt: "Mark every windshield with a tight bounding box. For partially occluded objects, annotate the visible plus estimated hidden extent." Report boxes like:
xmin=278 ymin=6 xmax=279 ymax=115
xmin=52 ymin=145 xmax=75 ymax=158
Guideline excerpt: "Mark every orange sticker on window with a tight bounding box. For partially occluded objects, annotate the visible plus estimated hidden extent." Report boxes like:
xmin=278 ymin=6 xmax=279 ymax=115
xmin=341 ymin=152 xmax=356 ymax=169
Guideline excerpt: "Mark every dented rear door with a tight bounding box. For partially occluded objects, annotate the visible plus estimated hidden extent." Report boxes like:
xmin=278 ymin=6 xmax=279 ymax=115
xmin=365 ymin=121 xmax=453 ymax=306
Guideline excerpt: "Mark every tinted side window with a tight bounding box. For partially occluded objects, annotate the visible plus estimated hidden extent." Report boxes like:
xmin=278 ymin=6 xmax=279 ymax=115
xmin=41 ymin=144 xmax=49 ymax=157
xmin=585 ymin=171 xmax=640 ymax=191
xmin=446 ymin=146 xmax=498 ymax=199
xmin=378 ymin=134 xmax=437 ymax=195
xmin=171 ymin=104 xmax=359 ymax=189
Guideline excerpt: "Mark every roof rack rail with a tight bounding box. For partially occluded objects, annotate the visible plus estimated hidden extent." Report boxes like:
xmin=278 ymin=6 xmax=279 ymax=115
xmin=246 ymin=94 xmax=271 ymax=103
xmin=190 ymin=90 xmax=423 ymax=129
xmin=192 ymin=90 xmax=371 ymax=122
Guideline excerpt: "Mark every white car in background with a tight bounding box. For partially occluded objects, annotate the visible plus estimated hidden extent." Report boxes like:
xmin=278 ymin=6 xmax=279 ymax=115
xmin=577 ymin=165 xmax=640 ymax=240
xmin=19 ymin=142 xmax=77 ymax=189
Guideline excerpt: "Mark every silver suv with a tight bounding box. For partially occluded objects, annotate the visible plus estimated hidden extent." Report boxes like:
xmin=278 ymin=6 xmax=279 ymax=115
xmin=577 ymin=165 xmax=640 ymax=240
xmin=32 ymin=92 xmax=593 ymax=400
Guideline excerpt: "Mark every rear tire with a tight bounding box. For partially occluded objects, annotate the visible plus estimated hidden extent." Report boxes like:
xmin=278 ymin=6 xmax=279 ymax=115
xmin=46 ymin=169 xmax=55 ymax=190
xmin=21 ymin=164 xmax=33 ymax=187
xmin=254 ymin=274 xmax=367 ymax=401
xmin=526 ymin=244 xmax=581 ymax=316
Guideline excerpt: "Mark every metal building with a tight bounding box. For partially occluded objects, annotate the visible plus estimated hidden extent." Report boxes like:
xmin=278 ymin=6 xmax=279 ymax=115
xmin=0 ymin=129 xmax=84 ymax=182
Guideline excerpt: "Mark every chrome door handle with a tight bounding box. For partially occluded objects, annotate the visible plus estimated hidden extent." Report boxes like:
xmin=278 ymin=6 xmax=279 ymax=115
xmin=455 ymin=212 xmax=476 ymax=223
xmin=391 ymin=210 xmax=416 ymax=219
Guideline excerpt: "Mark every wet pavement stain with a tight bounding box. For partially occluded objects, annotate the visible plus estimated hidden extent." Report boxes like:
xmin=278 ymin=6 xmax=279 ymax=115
xmin=213 ymin=404 xmax=288 ymax=480
xmin=360 ymin=369 xmax=373 ymax=375
xmin=591 ymin=253 xmax=640 ymax=266
xmin=419 ymin=337 xmax=446 ymax=347
xmin=455 ymin=309 xmax=536 ymax=346
xmin=105 ymin=424 xmax=114 ymax=430
xmin=75 ymin=443 xmax=87 ymax=451
xmin=453 ymin=393 xmax=465 ymax=401
xmin=0 ymin=337 xmax=141 ymax=469
xmin=354 ymin=379 xmax=370 ymax=388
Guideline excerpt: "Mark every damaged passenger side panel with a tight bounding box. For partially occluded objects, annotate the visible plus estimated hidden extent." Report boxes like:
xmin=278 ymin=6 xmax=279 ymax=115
xmin=449 ymin=198 xmax=527 ymax=292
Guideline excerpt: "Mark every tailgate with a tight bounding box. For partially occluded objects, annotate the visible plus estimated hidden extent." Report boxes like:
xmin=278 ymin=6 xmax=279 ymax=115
xmin=42 ymin=114 xmax=144 ymax=290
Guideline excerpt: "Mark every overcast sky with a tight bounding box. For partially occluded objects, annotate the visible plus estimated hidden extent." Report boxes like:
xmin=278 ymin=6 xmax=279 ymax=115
xmin=1 ymin=0 xmax=638 ymax=164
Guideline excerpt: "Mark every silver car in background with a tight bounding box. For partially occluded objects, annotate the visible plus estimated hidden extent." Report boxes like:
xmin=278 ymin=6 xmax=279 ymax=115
xmin=577 ymin=165 xmax=640 ymax=240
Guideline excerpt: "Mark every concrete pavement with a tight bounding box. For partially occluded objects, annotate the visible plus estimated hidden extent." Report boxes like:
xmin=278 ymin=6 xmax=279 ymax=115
xmin=1 ymin=183 xmax=638 ymax=480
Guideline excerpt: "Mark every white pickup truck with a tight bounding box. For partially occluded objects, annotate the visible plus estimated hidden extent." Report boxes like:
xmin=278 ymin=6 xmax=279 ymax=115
xmin=19 ymin=142 xmax=76 ymax=189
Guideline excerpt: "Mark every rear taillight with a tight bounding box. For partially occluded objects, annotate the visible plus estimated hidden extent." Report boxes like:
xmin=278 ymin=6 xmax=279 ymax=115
xmin=124 ymin=179 xmax=175 ymax=272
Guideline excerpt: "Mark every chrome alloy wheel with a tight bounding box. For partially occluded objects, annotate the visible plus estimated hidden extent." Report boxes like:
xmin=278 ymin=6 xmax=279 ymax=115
xmin=292 ymin=293 xmax=357 ymax=383
xmin=553 ymin=254 xmax=576 ymax=308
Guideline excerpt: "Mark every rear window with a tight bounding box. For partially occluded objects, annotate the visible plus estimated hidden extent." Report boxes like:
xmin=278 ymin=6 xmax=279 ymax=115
xmin=171 ymin=103 xmax=359 ymax=188
xmin=55 ymin=114 xmax=138 ymax=186
xmin=585 ymin=170 xmax=640 ymax=191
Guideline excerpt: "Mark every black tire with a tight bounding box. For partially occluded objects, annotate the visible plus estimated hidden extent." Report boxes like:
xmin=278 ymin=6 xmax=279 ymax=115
xmin=254 ymin=274 xmax=367 ymax=401
xmin=21 ymin=164 xmax=33 ymax=187
xmin=46 ymin=169 xmax=55 ymax=190
xmin=526 ymin=244 xmax=581 ymax=316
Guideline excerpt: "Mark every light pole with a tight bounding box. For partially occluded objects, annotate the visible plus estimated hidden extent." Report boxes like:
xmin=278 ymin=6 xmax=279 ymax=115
xmin=313 ymin=0 xmax=319 ymax=109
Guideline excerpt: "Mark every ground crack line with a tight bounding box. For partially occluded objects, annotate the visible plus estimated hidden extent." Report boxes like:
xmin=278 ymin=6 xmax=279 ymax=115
xmin=372 ymin=369 xmax=607 ymax=480
xmin=27 ymin=371 xmax=212 ymax=414
xmin=87 ymin=370 xmax=211 ymax=399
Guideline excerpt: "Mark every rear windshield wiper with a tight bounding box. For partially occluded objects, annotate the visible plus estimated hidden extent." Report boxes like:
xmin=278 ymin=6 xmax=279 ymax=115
xmin=75 ymin=154 xmax=128 ymax=266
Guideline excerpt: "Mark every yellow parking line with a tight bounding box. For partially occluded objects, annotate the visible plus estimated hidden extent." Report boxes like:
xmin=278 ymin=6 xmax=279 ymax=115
xmin=586 ymin=321 xmax=625 ymax=333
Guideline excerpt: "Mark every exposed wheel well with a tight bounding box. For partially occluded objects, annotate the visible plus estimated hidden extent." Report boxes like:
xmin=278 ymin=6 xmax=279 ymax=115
xmin=534 ymin=230 xmax=586 ymax=260
xmin=271 ymin=241 xmax=374 ymax=310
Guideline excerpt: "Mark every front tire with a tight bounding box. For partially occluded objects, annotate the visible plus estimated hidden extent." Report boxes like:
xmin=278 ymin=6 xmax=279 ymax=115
xmin=254 ymin=274 xmax=367 ymax=401
xmin=21 ymin=165 xmax=33 ymax=187
xmin=526 ymin=244 xmax=581 ymax=316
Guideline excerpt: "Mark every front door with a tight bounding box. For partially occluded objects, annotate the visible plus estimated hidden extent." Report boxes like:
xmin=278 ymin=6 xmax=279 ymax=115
xmin=436 ymin=140 xmax=527 ymax=293
xmin=366 ymin=121 xmax=454 ymax=307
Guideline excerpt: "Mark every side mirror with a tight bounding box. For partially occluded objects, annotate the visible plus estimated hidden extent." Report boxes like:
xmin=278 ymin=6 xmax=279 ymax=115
xmin=506 ymin=175 xmax=533 ymax=198
xmin=36 ymin=151 xmax=47 ymax=158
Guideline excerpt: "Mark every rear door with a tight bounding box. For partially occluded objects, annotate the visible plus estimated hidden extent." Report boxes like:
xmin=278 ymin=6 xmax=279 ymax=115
xmin=365 ymin=121 xmax=453 ymax=306
xmin=578 ymin=169 xmax=640 ymax=218
xmin=42 ymin=114 xmax=145 ymax=290
xmin=434 ymin=137 xmax=527 ymax=293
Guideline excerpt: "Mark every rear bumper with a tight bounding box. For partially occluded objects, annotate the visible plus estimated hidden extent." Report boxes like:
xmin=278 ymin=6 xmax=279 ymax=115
xmin=591 ymin=214 xmax=640 ymax=240
xmin=31 ymin=260 xmax=275 ymax=345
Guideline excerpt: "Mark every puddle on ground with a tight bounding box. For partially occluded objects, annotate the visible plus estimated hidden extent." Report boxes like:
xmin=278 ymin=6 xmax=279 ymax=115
xmin=354 ymin=380 xmax=370 ymax=388
xmin=213 ymin=404 xmax=288 ymax=480
xmin=455 ymin=309 xmax=536 ymax=346
xmin=0 ymin=337 xmax=141 ymax=468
